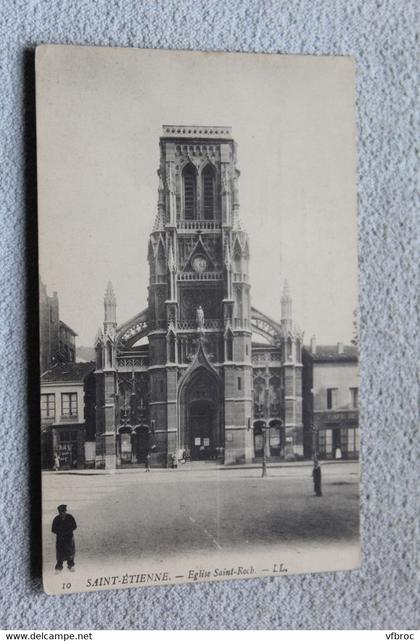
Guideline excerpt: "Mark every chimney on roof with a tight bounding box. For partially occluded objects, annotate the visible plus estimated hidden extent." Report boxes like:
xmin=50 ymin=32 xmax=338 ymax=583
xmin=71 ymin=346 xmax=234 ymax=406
xmin=310 ymin=335 xmax=317 ymax=354
xmin=337 ymin=342 xmax=344 ymax=354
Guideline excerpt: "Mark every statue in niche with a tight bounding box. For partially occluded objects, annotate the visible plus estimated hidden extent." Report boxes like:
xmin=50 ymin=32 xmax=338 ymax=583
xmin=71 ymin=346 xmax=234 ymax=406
xmin=196 ymin=305 xmax=205 ymax=330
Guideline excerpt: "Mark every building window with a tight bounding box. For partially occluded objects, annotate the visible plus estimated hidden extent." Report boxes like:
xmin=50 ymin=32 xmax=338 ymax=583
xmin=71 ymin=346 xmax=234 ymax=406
xmin=59 ymin=430 xmax=76 ymax=443
xmin=160 ymin=379 xmax=164 ymax=394
xmin=246 ymin=344 xmax=249 ymax=356
xmin=238 ymin=377 xmax=241 ymax=391
xmin=183 ymin=164 xmax=196 ymax=219
xmin=326 ymin=388 xmax=338 ymax=409
xmin=318 ymin=429 xmax=333 ymax=456
xmin=202 ymin=165 xmax=215 ymax=220
xmin=346 ymin=428 xmax=355 ymax=452
xmin=340 ymin=428 xmax=348 ymax=452
xmin=61 ymin=393 xmax=78 ymax=417
xmin=350 ymin=387 xmax=359 ymax=408
xmin=41 ymin=393 xmax=55 ymax=419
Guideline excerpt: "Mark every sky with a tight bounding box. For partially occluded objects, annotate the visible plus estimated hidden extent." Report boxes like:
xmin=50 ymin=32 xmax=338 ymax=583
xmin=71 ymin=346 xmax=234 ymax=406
xmin=37 ymin=46 xmax=358 ymax=347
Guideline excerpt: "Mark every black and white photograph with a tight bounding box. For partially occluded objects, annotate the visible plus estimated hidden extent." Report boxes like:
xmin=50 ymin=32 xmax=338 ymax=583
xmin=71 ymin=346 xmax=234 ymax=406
xmin=37 ymin=45 xmax=360 ymax=595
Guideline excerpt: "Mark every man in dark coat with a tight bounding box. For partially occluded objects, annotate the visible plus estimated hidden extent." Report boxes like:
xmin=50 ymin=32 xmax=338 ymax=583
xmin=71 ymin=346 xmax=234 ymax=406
xmin=312 ymin=460 xmax=322 ymax=496
xmin=51 ymin=504 xmax=77 ymax=572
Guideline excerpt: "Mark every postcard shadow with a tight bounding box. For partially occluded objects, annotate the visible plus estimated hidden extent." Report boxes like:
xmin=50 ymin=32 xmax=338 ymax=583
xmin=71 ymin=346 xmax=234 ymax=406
xmin=24 ymin=48 xmax=42 ymax=581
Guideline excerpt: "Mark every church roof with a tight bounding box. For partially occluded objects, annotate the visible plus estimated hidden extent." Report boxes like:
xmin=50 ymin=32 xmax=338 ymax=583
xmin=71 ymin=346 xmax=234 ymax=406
xmin=41 ymin=362 xmax=95 ymax=383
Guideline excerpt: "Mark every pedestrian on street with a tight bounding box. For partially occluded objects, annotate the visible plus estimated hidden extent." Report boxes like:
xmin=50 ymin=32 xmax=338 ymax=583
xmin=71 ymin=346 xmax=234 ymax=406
xmin=312 ymin=459 xmax=322 ymax=497
xmin=53 ymin=452 xmax=60 ymax=472
xmin=145 ymin=452 xmax=151 ymax=472
xmin=51 ymin=504 xmax=77 ymax=573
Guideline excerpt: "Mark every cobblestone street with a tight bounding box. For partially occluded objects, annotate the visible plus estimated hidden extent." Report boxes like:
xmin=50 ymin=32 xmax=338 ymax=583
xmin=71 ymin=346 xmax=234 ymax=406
xmin=43 ymin=461 xmax=359 ymax=592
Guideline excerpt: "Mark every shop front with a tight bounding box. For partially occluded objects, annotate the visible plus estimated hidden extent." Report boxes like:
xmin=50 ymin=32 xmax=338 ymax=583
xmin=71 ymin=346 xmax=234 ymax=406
xmin=52 ymin=425 xmax=85 ymax=469
xmin=315 ymin=410 xmax=359 ymax=460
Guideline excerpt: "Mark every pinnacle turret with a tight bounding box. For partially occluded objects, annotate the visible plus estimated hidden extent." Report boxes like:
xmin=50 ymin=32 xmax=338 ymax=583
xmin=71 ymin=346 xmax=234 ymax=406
xmin=153 ymin=173 xmax=166 ymax=231
xmin=281 ymin=279 xmax=293 ymax=332
xmin=104 ymin=281 xmax=117 ymax=326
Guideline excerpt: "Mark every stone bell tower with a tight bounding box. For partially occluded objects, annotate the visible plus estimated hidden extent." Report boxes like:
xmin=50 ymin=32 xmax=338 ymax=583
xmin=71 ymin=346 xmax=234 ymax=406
xmin=147 ymin=125 xmax=253 ymax=465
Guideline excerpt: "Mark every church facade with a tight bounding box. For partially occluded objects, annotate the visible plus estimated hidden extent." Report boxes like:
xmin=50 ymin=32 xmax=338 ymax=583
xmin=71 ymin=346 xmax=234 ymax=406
xmin=94 ymin=126 xmax=305 ymax=469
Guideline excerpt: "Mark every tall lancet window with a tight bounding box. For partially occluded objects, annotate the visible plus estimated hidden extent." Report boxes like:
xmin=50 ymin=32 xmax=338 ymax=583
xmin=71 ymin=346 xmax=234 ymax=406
xmin=183 ymin=164 xmax=196 ymax=220
xmin=202 ymin=164 xmax=215 ymax=220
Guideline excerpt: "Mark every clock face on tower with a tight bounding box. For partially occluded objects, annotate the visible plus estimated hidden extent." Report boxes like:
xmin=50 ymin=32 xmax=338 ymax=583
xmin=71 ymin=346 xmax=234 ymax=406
xmin=192 ymin=255 xmax=207 ymax=273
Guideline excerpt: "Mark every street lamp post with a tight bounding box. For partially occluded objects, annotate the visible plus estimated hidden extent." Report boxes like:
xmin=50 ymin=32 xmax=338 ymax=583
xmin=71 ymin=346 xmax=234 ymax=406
xmin=261 ymin=422 xmax=268 ymax=477
xmin=254 ymin=404 xmax=269 ymax=478
xmin=311 ymin=421 xmax=319 ymax=461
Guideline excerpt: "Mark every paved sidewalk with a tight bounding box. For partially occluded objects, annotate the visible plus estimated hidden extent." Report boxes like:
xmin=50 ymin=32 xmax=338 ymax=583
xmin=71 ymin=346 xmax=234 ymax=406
xmin=44 ymin=458 xmax=358 ymax=475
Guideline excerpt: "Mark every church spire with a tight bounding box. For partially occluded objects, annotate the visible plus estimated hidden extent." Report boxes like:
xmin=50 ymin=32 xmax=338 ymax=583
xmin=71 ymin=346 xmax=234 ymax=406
xmin=281 ymin=279 xmax=292 ymax=329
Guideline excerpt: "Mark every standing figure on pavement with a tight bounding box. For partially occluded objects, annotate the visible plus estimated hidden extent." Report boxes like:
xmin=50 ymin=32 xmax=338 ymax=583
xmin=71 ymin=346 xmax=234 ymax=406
xmin=145 ymin=452 xmax=151 ymax=472
xmin=53 ymin=452 xmax=60 ymax=472
xmin=51 ymin=504 xmax=77 ymax=573
xmin=312 ymin=459 xmax=322 ymax=497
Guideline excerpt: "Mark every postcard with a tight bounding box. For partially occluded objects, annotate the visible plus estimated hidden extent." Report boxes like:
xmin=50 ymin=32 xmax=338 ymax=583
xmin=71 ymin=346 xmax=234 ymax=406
xmin=37 ymin=45 xmax=360 ymax=594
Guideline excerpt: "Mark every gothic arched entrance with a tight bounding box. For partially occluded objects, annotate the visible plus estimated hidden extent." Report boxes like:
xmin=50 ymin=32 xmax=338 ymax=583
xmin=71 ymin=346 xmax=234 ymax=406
xmin=179 ymin=365 xmax=222 ymax=461
xmin=189 ymin=400 xmax=216 ymax=460
xmin=135 ymin=425 xmax=150 ymax=464
xmin=268 ymin=419 xmax=285 ymax=458
xmin=253 ymin=421 xmax=266 ymax=458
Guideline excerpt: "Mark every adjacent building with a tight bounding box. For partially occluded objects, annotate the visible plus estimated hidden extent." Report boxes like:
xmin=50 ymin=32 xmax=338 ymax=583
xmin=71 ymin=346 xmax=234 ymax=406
xmin=39 ymin=280 xmax=77 ymax=373
xmin=40 ymin=362 xmax=96 ymax=469
xmin=302 ymin=338 xmax=359 ymax=459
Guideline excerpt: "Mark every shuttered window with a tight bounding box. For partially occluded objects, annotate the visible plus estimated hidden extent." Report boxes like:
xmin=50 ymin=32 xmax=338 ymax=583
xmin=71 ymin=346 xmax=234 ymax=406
xmin=326 ymin=388 xmax=338 ymax=409
xmin=183 ymin=166 xmax=196 ymax=219
xmin=41 ymin=393 xmax=55 ymax=418
xmin=61 ymin=392 xmax=78 ymax=417
xmin=202 ymin=166 xmax=215 ymax=219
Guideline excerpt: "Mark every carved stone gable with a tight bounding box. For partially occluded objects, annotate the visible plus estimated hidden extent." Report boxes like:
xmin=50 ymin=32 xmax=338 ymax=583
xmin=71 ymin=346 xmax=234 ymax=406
xmin=181 ymin=235 xmax=216 ymax=272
